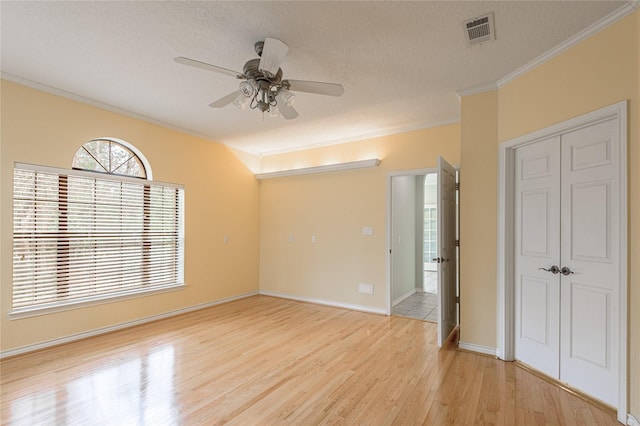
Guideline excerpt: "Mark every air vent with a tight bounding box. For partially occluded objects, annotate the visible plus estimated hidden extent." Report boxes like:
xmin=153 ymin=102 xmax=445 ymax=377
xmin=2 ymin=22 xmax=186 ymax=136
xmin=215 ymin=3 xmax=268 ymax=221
xmin=463 ymin=12 xmax=495 ymax=46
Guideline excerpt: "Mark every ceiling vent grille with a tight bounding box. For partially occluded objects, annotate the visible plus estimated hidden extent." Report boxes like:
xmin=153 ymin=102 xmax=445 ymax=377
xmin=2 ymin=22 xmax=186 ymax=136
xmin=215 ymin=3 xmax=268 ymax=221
xmin=463 ymin=12 xmax=495 ymax=46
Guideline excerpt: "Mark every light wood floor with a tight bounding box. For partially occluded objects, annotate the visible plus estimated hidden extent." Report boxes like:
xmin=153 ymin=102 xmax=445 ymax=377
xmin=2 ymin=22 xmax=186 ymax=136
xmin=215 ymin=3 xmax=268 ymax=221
xmin=1 ymin=295 xmax=618 ymax=425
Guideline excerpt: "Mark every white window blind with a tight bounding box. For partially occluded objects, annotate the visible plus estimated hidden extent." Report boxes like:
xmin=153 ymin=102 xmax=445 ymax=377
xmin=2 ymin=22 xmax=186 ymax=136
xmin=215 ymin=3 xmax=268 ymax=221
xmin=12 ymin=163 xmax=184 ymax=316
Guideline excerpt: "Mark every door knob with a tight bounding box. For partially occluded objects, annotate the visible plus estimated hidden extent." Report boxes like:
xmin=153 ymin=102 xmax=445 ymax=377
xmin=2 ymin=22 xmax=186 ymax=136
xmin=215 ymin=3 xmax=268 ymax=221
xmin=561 ymin=266 xmax=574 ymax=275
xmin=538 ymin=265 xmax=560 ymax=274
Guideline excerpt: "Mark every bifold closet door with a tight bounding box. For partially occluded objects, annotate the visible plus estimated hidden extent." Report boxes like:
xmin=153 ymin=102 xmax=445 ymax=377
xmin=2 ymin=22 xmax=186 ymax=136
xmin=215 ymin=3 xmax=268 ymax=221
xmin=514 ymin=117 xmax=620 ymax=407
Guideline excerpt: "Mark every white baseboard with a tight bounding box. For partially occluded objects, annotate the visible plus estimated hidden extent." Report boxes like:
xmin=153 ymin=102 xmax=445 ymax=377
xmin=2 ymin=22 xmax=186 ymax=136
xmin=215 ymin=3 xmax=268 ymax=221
xmin=458 ymin=341 xmax=497 ymax=356
xmin=392 ymin=288 xmax=417 ymax=307
xmin=0 ymin=291 xmax=258 ymax=359
xmin=628 ymin=413 xmax=639 ymax=426
xmin=260 ymin=290 xmax=387 ymax=316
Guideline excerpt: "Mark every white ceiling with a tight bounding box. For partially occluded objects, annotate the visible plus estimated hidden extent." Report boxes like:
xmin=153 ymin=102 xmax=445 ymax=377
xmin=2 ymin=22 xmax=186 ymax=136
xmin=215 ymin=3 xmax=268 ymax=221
xmin=0 ymin=1 xmax=627 ymax=156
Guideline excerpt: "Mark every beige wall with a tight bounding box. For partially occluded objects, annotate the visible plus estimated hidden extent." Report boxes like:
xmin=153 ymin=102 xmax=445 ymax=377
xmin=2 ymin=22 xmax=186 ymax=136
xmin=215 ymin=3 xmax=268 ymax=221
xmin=460 ymin=10 xmax=639 ymax=416
xmin=2 ymin=7 xmax=637 ymax=418
xmin=0 ymin=80 xmax=261 ymax=353
xmin=259 ymin=124 xmax=460 ymax=311
xmin=459 ymin=89 xmax=499 ymax=348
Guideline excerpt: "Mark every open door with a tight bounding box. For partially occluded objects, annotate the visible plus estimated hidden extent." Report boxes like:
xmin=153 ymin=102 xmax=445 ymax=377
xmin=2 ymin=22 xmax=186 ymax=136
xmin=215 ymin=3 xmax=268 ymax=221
xmin=436 ymin=156 xmax=457 ymax=347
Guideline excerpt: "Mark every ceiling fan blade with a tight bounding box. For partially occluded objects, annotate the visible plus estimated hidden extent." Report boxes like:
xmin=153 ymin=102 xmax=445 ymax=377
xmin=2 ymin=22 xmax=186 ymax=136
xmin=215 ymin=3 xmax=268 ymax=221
xmin=258 ymin=38 xmax=289 ymax=75
xmin=278 ymin=103 xmax=299 ymax=120
xmin=174 ymin=57 xmax=243 ymax=79
xmin=286 ymin=80 xmax=344 ymax=97
xmin=209 ymin=91 xmax=240 ymax=108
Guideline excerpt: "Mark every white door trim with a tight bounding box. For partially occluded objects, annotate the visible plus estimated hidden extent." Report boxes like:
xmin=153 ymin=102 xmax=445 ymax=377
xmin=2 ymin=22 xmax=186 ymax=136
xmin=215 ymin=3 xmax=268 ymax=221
xmin=496 ymin=101 xmax=627 ymax=421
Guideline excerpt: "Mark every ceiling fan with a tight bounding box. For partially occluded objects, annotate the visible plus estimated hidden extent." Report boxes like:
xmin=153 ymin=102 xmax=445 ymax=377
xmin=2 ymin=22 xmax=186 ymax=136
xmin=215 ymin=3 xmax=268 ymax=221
xmin=174 ymin=38 xmax=344 ymax=120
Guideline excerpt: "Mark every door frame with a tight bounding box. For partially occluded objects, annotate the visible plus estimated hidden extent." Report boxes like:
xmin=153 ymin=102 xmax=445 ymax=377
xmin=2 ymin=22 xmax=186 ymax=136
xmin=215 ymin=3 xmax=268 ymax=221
xmin=496 ymin=101 xmax=627 ymax=421
xmin=386 ymin=165 xmax=459 ymax=318
xmin=386 ymin=168 xmax=435 ymax=315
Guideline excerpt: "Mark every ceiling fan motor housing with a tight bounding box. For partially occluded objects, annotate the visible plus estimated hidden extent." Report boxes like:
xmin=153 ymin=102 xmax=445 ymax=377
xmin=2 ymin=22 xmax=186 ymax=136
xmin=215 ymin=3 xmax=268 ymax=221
xmin=243 ymin=58 xmax=283 ymax=84
xmin=242 ymin=57 xmax=284 ymax=112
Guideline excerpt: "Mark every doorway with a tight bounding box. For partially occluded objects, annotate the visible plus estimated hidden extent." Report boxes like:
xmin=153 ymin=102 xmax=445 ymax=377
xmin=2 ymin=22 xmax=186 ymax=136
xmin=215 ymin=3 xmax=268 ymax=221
xmin=388 ymin=157 xmax=458 ymax=347
xmin=390 ymin=173 xmax=438 ymax=322
xmin=497 ymin=101 xmax=628 ymax=421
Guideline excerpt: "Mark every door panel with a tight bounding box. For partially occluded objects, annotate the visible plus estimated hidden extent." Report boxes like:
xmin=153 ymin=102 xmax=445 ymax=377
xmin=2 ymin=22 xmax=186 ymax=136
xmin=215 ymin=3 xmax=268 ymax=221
xmin=560 ymin=118 xmax=619 ymax=406
xmin=571 ymin=182 xmax=610 ymax=261
xmin=436 ymin=157 xmax=457 ymax=347
xmin=521 ymin=190 xmax=551 ymax=256
xmin=520 ymin=276 xmax=551 ymax=345
xmin=514 ymin=137 xmax=561 ymax=378
xmin=569 ymin=283 xmax=609 ymax=367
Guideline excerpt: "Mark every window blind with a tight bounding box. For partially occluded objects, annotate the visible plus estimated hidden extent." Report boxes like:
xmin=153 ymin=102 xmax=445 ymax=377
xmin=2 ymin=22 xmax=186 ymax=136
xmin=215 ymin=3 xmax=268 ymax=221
xmin=12 ymin=163 xmax=184 ymax=315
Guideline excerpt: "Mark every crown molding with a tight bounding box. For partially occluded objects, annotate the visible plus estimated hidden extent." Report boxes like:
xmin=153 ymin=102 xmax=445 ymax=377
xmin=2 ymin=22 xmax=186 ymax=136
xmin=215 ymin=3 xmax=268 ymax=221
xmin=2 ymin=72 xmax=460 ymax=158
xmin=1 ymin=73 xmax=221 ymax=144
xmin=497 ymin=2 xmax=638 ymax=88
xmin=457 ymin=83 xmax=498 ymax=98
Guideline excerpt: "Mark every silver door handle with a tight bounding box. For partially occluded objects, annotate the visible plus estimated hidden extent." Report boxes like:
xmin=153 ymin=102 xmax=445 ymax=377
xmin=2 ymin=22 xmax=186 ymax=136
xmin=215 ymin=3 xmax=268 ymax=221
xmin=561 ymin=267 xmax=574 ymax=275
xmin=432 ymin=257 xmax=450 ymax=263
xmin=538 ymin=265 xmax=560 ymax=274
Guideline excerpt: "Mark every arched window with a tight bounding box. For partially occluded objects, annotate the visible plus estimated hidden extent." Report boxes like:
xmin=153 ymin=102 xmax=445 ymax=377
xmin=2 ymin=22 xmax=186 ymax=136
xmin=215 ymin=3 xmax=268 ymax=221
xmin=11 ymin=138 xmax=183 ymax=317
xmin=72 ymin=138 xmax=147 ymax=179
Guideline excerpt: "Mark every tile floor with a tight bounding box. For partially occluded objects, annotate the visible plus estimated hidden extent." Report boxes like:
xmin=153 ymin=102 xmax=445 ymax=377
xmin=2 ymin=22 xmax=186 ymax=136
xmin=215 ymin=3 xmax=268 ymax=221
xmin=392 ymin=271 xmax=438 ymax=322
xmin=393 ymin=291 xmax=438 ymax=322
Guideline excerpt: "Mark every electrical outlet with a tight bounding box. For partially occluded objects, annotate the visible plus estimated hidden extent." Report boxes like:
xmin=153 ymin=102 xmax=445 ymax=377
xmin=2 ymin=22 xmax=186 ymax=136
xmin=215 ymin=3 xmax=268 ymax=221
xmin=358 ymin=283 xmax=374 ymax=295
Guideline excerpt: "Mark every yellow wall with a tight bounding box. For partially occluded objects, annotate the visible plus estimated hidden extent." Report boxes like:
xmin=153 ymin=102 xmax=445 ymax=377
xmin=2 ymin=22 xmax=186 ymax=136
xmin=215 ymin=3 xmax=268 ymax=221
xmin=259 ymin=124 xmax=460 ymax=311
xmin=460 ymin=10 xmax=639 ymax=416
xmin=0 ymin=80 xmax=261 ymax=352
xmin=459 ymin=90 xmax=498 ymax=348
xmin=2 ymin=7 xmax=637 ymax=417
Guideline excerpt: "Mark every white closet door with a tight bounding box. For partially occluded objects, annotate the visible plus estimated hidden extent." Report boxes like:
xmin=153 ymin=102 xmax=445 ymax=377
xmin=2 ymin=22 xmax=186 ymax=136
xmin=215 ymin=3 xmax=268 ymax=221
xmin=514 ymin=118 xmax=620 ymax=407
xmin=514 ymin=136 xmax=561 ymax=378
xmin=559 ymin=118 xmax=620 ymax=406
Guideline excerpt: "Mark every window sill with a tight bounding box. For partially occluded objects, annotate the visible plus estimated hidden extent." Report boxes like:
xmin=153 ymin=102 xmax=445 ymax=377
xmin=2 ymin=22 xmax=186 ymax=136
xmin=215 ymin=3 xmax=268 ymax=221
xmin=8 ymin=284 xmax=186 ymax=320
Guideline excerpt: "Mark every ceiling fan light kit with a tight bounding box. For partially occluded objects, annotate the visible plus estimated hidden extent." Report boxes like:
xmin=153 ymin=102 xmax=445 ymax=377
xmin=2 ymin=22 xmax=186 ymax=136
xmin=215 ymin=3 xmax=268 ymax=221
xmin=175 ymin=38 xmax=343 ymax=120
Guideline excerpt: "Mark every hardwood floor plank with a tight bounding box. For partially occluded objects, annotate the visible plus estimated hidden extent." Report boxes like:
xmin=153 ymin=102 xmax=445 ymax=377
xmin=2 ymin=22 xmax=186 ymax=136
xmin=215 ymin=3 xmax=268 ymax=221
xmin=1 ymin=296 xmax=618 ymax=425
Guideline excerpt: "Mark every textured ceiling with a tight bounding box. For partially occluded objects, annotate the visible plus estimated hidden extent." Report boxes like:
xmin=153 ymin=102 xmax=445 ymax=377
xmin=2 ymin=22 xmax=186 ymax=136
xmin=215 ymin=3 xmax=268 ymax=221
xmin=0 ymin=1 xmax=627 ymax=155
